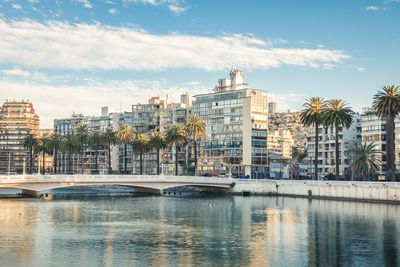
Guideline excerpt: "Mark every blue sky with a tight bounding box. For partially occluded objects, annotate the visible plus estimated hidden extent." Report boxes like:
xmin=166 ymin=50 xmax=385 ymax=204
xmin=0 ymin=0 xmax=399 ymax=127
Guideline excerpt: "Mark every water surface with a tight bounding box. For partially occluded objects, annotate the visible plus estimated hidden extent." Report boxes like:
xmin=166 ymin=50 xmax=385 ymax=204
xmin=0 ymin=195 xmax=399 ymax=266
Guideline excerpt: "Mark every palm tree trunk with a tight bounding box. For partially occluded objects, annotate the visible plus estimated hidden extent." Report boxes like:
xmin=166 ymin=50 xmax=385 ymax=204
xmin=124 ymin=144 xmax=127 ymax=174
xmin=194 ymin=133 xmax=197 ymax=176
xmin=81 ymin=145 xmax=84 ymax=174
xmin=156 ymin=148 xmax=160 ymax=175
xmin=335 ymin=122 xmax=339 ymax=179
xmin=315 ymin=123 xmax=319 ymax=180
xmin=42 ymin=152 xmax=45 ymax=174
xmin=108 ymin=144 xmax=112 ymax=174
xmin=386 ymin=115 xmax=396 ymax=181
xmin=54 ymin=149 xmax=58 ymax=174
xmin=140 ymin=151 xmax=143 ymax=175
xmin=29 ymin=148 xmax=33 ymax=174
xmin=175 ymin=144 xmax=178 ymax=176
xmin=69 ymin=153 xmax=72 ymax=174
xmin=95 ymin=148 xmax=98 ymax=174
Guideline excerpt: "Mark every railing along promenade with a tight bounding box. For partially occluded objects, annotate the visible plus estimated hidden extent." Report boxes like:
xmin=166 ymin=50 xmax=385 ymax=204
xmin=0 ymin=174 xmax=236 ymax=197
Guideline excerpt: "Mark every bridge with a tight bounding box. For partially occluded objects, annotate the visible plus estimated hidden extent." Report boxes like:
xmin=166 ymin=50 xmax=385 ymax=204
xmin=0 ymin=175 xmax=236 ymax=197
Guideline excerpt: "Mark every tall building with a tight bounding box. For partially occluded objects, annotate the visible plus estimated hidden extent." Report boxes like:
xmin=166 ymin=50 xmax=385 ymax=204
xmin=268 ymin=102 xmax=277 ymax=114
xmin=131 ymin=94 xmax=192 ymax=175
xmin=306 ymin=114 xmax=361 ymax=178
xmin=0 ymin=100 xmax=40 ymax=173
xmin=192 ymin=68 xmax=268 ymax=178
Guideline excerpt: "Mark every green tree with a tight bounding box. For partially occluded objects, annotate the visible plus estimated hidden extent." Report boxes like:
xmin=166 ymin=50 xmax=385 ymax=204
xmin=116 ymin=124 xmax=135 ymax=174
xmin=23 ymin=133 xmax=37 ymax=174
xmin=49 ymin=133 xmax=62 ymax=174
xmin=60 ymin=134 xmax=80 ymax=174
xmin=300 ymin=97 xmax=327 ymax=180
xmin=101 ymin=126 xmax=117 ymax=174
xmin=351 ymin=142 xmax=381 ymax=180
xmin=185 ymin=115 xmax=206 ymax=176
xmin=324 ymin=99 xmax=354 ymax=179
xmin=75 ymin=122 xmax=89 ymax=173
xmin=149 ymin=131 xmax=167 ymax=175
xmin=166 ymin=124 xmax=187 ymax=176
xmin=132 ymin=133 xmax=150 ymax=175
xmin=88 ymin=131 xmax=103 ymax=174
xmin=373 ymin=85 xmax=400 ymax=181
xmin=34 ymin=137 xmax=51 ymax=174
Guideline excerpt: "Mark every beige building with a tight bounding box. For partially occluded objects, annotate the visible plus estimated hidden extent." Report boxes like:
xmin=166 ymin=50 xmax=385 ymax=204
xmin=0 ymin=100 xmax=40 ymax=173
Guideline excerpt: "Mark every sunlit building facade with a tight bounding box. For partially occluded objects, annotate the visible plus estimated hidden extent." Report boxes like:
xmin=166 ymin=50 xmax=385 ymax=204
xmin=0 ymin=100 xmax=40 ymax=173
xmin=193 ymin=68 xmax=268 ymax=178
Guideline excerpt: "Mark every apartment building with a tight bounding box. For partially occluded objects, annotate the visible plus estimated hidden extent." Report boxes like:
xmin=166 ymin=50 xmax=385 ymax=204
xmin=0 ymin=100 xmax=40 ymax=173
xmin=192 ymin=68 xmax=268 ymax=178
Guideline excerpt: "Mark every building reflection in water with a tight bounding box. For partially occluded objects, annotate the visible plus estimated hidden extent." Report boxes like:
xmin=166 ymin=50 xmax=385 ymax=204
xmin=0 ymin=195 xmax=399 ymax=266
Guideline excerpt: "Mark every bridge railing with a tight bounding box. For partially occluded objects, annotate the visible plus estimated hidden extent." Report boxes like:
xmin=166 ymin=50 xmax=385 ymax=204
xmin=0 ymin=174 xmax=235 ymax=184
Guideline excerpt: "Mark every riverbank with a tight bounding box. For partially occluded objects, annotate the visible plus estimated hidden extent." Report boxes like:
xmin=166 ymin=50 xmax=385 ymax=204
xmin=232 ymin=179 xmax=400 ymax=203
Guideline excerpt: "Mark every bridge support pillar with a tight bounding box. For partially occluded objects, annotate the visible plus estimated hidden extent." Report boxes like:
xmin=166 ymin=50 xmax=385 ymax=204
xmin=21 ymin=189 xmax=41 ymax=198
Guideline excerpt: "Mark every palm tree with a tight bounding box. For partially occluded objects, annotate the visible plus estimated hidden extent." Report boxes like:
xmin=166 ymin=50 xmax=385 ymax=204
xmin=185 ymin=115 xmax=206 ymax=176
xmin=373 ymin=85 xmax=400 ymax=181
xmin=101 ymin=126 xmax=117 ymax=174
xmin=23 ymin=133 xmax=37 ymax=174
xmin=75 ymin=122 xmax=89 ymax=173
xmin=132 ymin=133 xmax=150 ymax=175
xmin=49 ymin=133 xmax=62 ymax=174
xmin=166 ymin=124 xmax=187 ymax=176
xmin=149 ymin=131 xmax=167 ymax=175
xmin=116 ymin=124 xmax=135 ymax=174
xmin=300 ymin=97 xmax=327 ymax=180
xmin=324 ymin=99 xmax=353 ymax=179
xmin=351 ymin=142 xmax=381 ymax=180
xmin=60 ymin=134 xmax=80 ymax=174
xmin=34 ymin=137 xmax=51 ymax=174
xmin=87 ymin=131 xmax=103 ymax=174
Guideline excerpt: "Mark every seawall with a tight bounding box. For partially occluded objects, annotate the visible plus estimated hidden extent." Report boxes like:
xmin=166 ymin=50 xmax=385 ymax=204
xmin=232 ymin=180 xmax=400 ymax=203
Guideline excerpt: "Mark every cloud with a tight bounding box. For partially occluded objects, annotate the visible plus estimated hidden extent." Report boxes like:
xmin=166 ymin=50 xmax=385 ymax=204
xmin=27 ymin=0 xmax=40 ymax=3
xmin=366 ymin=6 xmax=379 ymax=11
xmin=356 ymin=67 xmax=366 ymax=72
xmin=168 ymin=5 xmax=187 ymax=14
xmin=73 ymin=0 xmax=93 ymax=8
xmin=108 ymin=8 xmax=118 ymax=14
xmin=11 ymin=3 xmax=22 ymax=9
xmin=0 ymin=78 xmax=208 ymax=128
xmin=2 ymin=67 xmax=31 ymax=78
xmin=123 ymin=0 xmax=188 ymax=14
xmin=365 ymin=6 xmax=388 ymax=11
xmin=0 ymin=19 xmax=350 ymax=72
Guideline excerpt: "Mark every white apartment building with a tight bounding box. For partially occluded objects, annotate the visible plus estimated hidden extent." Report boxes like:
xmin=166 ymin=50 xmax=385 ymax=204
xmin=192 ymin=68 xmax=268 ymax=178
xmin=307 ymin=114 xmax=361 ymax=177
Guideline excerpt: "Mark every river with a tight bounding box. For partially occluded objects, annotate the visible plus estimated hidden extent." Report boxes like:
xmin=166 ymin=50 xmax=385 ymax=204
xmin=0 ymin=195 xmax=399 ymax=266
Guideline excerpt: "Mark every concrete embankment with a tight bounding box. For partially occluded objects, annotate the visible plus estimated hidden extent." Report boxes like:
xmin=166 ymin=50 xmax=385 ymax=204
xmin=232 ymin=180 xmax=400 ymax=203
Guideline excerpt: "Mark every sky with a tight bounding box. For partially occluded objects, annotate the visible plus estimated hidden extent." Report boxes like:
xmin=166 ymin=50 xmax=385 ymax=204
xmin=0 ymin=0 xmax=399 ymax=128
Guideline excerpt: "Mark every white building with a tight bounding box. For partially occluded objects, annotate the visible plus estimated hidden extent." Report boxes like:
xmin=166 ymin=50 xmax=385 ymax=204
xmin=307 ymin=113 xmax=361 ymax=178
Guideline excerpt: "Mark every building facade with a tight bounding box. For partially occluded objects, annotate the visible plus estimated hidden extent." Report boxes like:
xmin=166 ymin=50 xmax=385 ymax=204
xmin=0 ymin=100 xmax=40 ymax=173
xmin=307 ymin=114 xmax=362 ymax=178
xmin=192 ymin=68 xmax=268 ymax=178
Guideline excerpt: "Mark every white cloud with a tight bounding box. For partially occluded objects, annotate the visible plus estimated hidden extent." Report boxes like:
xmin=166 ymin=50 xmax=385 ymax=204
xmin=11 ymin=3 xmax=22 ymax=9
xmin=2 ymin=67 xmax=31 ymax=78
xmin=108 ymin=8 xmax=118 ymax=14
xmin=168 ymin=5 xmax=187 ymax=14
xmin=0 ymin=78 xmax=208 ymax=128
xmin=73 ymin=0 xmax=93 ymax=8
xmin=366 ymin=6 xmax=379 ymax=11
xmin=357 ymin=67 xmax=366 ymax=72
xmin=0 ymin=19 xmax=350 ymax=71
xmin=123 ymin=0 xmax=187 ymax=14
xmin=27 ymin=0 xmax=40 ymax=3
